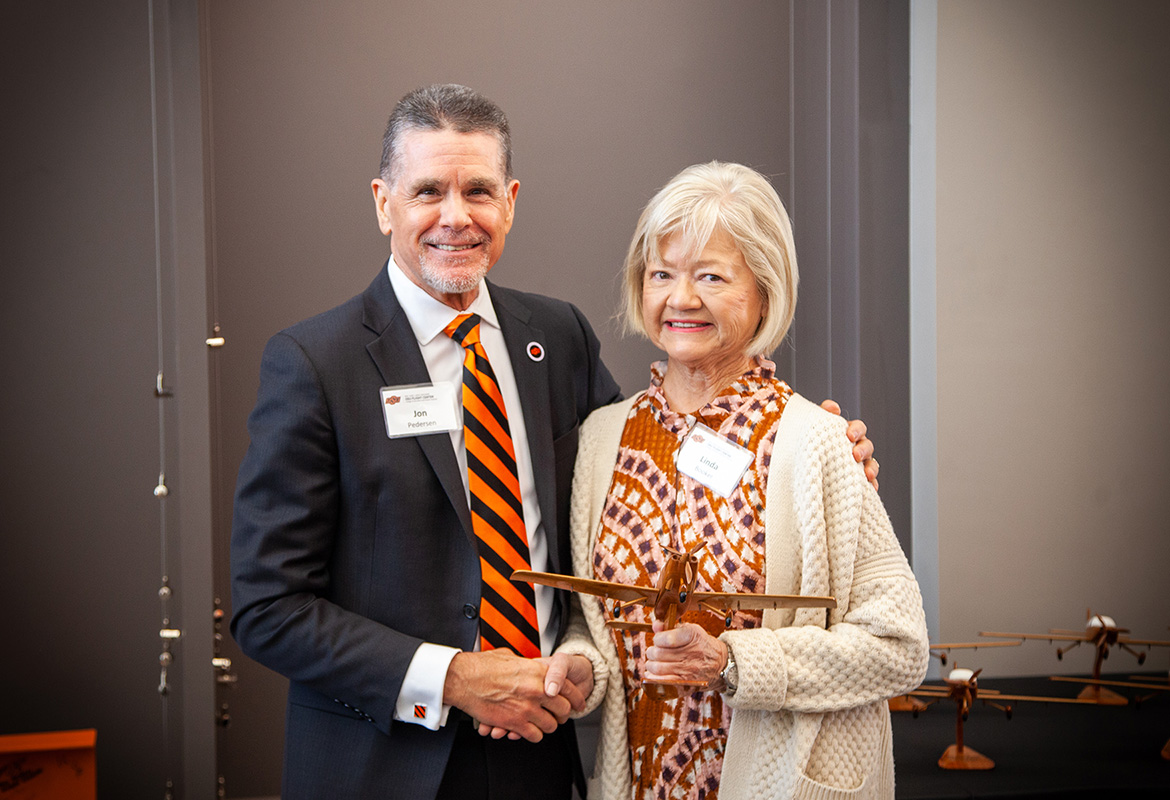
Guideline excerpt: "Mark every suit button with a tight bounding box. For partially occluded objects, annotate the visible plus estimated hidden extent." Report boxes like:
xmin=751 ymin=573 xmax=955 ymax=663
xmin=463 ymin=604 xmax=478 ymax=619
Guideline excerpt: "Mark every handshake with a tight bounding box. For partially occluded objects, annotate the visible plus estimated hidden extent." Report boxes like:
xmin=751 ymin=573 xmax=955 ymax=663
xmin=443 ymin=650 xmax=595 ymax=742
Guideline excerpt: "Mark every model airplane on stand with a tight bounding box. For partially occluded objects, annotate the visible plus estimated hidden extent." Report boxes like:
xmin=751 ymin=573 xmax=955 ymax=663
xmin=513 ymin=543 xmax=836 ymax=689
xmin=980 ymin=610 xmax=1170 ymax=705
xmin=887 ymin=639 xmax=1022 ymax=713
xmin=899 ymin=664 xmax=1098 ymax=769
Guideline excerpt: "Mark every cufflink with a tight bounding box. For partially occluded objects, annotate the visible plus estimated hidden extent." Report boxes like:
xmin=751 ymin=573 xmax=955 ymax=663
xmin=414 ymin=704 xmax=428 ymax=719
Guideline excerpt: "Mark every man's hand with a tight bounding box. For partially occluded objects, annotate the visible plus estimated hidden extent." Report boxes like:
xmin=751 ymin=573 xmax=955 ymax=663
xmin=443 ymin=649 xmax=570 ymax=743
xmin=644 ymin=621 xmax=727 ymax=686
xmin=477 ymin=652 xmax=594 ymax=741
xmin=820 ymin=399 xmax=879 ymax=490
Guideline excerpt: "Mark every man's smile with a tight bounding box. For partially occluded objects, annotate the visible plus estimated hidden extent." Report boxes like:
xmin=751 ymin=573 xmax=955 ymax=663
xmin=428 ymin=242 xmax=482 ymax=251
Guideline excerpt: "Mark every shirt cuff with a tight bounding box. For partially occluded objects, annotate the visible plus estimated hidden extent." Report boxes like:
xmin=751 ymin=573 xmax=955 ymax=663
xmin=394 ymin=643 xmax=460 ymax=730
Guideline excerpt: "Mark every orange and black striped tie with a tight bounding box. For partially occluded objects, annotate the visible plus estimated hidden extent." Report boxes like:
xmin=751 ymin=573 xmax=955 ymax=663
xmin=444 ymin=313 xmax=541 ymax=658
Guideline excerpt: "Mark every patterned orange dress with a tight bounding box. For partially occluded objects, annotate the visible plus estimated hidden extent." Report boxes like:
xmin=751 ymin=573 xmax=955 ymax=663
xmin=592 ymin=358 xmax=792 ymax=800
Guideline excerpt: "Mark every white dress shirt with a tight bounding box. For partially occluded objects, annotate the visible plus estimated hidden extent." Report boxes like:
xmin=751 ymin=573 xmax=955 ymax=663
xmin=385 ymin=257 xmax=554 ymax=730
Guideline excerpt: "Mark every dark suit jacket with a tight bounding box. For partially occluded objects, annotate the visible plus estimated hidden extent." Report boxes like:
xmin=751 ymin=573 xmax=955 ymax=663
xmin=230 ymin=266 xmax=621 ymax=799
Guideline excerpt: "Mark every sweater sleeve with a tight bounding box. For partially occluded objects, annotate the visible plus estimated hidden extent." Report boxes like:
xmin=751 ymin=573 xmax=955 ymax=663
xmin=552 ymin=398 xmax=636 ymax=718
xmin=554 ymin=593 xmax=610 ymax=717
xmin=723 ymin=411 xmax=930 ymax=714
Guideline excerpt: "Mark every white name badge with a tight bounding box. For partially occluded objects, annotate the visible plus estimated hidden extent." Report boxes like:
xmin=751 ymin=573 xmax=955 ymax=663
xmin=676 ymin=422 xmax=754 ymax=498
xmin=380 ymin=383 xmax=461 ymax=438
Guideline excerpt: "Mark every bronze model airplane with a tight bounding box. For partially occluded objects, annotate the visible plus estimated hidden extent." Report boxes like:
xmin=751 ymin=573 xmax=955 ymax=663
xmin=514 ymin=542 xmax=835 ymax=632
xmin=512 ymin=543 xmax=836 ymax=688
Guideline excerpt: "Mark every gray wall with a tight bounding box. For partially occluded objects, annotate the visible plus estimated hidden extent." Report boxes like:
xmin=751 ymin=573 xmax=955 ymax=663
xmin=928 ymin=0 xmax=1170 ymax=675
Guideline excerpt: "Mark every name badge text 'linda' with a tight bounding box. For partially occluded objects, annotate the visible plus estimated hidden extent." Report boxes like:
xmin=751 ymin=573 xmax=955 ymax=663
xmin=676 ymin=422 xmax=753 ymax=497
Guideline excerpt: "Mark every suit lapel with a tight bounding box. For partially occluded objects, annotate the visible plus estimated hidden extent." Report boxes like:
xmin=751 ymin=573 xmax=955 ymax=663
xmin=492 ymin=284 xmax=560 ymax=573
xmin=361 ymin=269 xmax=474 ymax=540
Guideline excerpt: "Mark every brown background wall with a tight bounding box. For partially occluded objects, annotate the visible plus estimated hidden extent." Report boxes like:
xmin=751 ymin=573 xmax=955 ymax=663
xmin=6 ymin=1 xmax=1167 ymax=794
xmin=1 ymin=1 xmax=909 ymax=797
xmin=204 ymin=4 xmax=798 ymax=794
xmin=4 ymin=1 xmax=160 ymax=796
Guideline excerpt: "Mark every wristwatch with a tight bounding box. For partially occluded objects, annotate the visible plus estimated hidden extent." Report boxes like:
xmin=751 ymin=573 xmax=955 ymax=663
xmin=710 ymin=645 xmax=738 ymax=694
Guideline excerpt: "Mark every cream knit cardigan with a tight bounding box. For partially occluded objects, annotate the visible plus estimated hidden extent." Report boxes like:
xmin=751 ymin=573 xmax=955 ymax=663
xmin=556 ymin=392 xmax=930 ymax=800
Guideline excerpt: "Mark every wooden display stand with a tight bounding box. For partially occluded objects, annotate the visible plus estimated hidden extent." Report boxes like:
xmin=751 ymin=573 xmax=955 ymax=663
xmin=1074 ymin=682 xmax=1128 ymax=706
xmin=938 ymin=742 xmax=995 ymax=770
xmin=0 ymin=729 xmax=96 ymax=799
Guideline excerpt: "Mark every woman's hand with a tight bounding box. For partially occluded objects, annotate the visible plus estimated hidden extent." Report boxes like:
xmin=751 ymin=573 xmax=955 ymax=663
xmin=820 ymin=399 xmax=879 ymax=490
xmin=644 ymin=621 xmax=728 ymax=686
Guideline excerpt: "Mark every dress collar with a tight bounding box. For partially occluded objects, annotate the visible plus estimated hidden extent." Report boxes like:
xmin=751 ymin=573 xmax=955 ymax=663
xmin=646 ymin=357 xmax=778 ymax=435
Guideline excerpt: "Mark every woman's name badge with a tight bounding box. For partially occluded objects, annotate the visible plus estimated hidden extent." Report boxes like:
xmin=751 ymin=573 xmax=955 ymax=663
xmin=380 ymin=383 xmax=460 ymax=438
xmin=677 ymin=422 xmax=753 ymax=498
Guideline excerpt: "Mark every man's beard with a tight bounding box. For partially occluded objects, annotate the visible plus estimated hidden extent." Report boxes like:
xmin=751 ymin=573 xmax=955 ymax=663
xmin=418 ymin=252 xmax=490 ymax=295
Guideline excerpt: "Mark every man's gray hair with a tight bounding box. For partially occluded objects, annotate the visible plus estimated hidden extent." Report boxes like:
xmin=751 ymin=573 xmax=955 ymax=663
xmin=379 ymin=84 xmax=513 ymax=182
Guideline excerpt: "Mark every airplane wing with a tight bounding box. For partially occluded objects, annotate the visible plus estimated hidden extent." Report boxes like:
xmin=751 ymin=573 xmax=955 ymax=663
xmin=925 ymin=640 xmax=1021 ymax=665
xmin=1117 ymin=635 xmax=1170 ymax=647
xmin=1051 ymin=676 xmax=1170 ymax=692
xmin=907 ymin=682 xmax=1003 ymax=695
xmin=511 ymin=570 xmax=656 ymax=604
xmin=606 ymin=620 xmax=653 ymax=632
xmin=979 ymin=631 xmax=1087 ymax=642
xmin=905 ymin=688 xmax=949 ymax=697
xmin=974 ymin=692 xmax=1097 ymax=705
xmin=692 ymin=591 xmax=837 ymax=611
xmin=905 ymin=687 xmax=1003 ymax=697
xmin=904 ymin=686 xmax=1094 ymax=705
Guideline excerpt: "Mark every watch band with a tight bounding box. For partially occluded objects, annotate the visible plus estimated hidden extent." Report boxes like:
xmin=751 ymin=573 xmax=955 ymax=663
xmin=708 ymin=644 xmax=738 ymax=694
xmin=721 ymin=645 xmax=738 ymax=694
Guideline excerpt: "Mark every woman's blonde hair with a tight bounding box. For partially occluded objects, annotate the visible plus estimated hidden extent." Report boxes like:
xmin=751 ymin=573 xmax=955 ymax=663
xmin=621 ymin=161 xmax=798 ymax=358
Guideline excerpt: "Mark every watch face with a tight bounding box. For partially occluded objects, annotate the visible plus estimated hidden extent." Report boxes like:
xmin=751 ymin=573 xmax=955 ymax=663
xmin=720 ymin=649 xmax=738 ymax=693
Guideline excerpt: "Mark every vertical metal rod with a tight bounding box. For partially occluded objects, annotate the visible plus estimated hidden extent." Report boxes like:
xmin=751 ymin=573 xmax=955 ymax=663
xmin=148 ymin=0 xmax=175 ymax=795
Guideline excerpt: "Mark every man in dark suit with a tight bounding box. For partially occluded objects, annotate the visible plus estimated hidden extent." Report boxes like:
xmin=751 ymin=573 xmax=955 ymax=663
xmin=231 ymin=84 xmax=877 ymax=799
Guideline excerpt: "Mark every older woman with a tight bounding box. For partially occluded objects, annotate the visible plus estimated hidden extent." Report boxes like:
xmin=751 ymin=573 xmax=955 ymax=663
xmin=556 ymin=162 xmax=929 ymax=800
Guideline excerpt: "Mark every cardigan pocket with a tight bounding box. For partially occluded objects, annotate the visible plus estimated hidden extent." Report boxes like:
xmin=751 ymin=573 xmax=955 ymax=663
xmin=793 ymin=771 xmax=871 ymax=800
xmin=794 ymin=703 xmax=892 ymax=800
